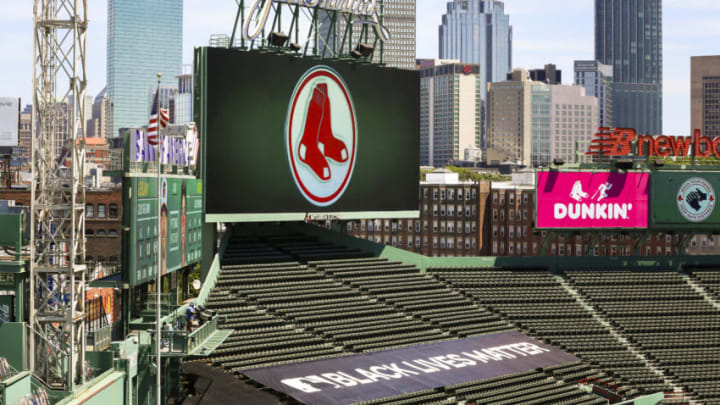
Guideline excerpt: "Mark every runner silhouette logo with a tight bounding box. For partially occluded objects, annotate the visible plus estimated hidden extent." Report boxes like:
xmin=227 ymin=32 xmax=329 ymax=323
xmin=286 ymin=66 xmax=357 ymax=207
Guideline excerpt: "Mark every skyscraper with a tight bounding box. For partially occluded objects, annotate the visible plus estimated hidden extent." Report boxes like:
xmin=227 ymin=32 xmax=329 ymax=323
xmin=107 ymin=0 xmax=183 ymax=138
xmin=418 ymin=60 xmax=482 ymax=167
xmin=486 ymin=70 xmax=598 ymax=167
xmin=595 ymin=0 xmax=662 ymax=134
xmin=318 ymin=0 xmax=416 ymax=70
xmin=439 ymin=0 xmax=512 ymax=146
xmin=574 ymin=60 xmax=613 ymax=128
xmin=691 ymin=55 xmax=720 ymax=138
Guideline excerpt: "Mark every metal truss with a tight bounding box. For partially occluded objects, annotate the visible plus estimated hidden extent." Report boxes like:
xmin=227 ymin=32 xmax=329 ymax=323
xmin=30 ymin=0 xmax=88 ymax=390
xmin=228 ymin=0 xmax=385 ymax=64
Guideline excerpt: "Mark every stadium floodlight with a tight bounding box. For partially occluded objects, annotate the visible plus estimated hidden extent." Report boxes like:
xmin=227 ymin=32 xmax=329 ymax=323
xmin=352 ymin=43 xmax=374 ymax=59
xmin=268 ymin=32 xmax=289 ymax=47
xmin=653 ymin=159 xmax=665 ymax=167
xmin=288 ymin=42 xmax=302 ymax=52
xmin=553 ymin=158 xmax=565 ymax=166
xmin=614 ymin=159 xmax=634 ymax=170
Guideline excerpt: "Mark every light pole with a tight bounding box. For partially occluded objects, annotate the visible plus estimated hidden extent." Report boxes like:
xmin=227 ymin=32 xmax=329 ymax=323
xmin=155 ymin=72 xmax=163 ymax=405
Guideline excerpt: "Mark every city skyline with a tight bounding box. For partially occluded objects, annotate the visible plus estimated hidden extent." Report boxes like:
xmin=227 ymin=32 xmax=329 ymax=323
xmin=0 ymin=0 xmax=718 ymax=135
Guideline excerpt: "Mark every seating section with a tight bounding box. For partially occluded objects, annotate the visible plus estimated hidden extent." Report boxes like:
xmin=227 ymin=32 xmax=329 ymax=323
xmin=566 ymin=271 xmax=720 ymax=404
xmin=205 ymin=231 xmax=612 ymax=404
xmin=688 ymin=269 xmax=720 ymax=299
xmin=428 ymin=268 xmax=663 ymax=396
xmin=314 ymin=259 xmax=513 ymax=338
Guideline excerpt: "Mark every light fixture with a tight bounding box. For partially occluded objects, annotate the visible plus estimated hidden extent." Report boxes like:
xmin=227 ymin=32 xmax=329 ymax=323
xmin=553 ymin=158 xmax=565 ymax=166
xmin=288 ymin=42 xmax=301 ymax=52
xmin=268 ymin=32 xmax=289 ymax=47
xmin=614 ymin=159 xmax=634 ymax=170
xmin=351 ymin=43 xmax=374 ymax=59
xmin=653 ymin=159 xmax=665 ymax=167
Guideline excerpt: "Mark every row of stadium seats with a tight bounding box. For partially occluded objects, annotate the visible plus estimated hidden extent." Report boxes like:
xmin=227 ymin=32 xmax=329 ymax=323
xmin=428 ymin=268 xmax=665 ymax=396
xmin=567 ymin=270 xmax=720 ymax=403
xmin=312 ymin=258 xmax=514 ymax=338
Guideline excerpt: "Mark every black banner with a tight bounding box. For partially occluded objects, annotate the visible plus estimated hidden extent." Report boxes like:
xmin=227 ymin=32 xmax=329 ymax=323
xmin=243 ymin=331 xmax=578 ymax=405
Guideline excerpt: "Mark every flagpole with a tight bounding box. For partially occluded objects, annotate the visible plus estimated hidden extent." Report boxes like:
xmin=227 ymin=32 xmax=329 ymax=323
xmin=155 ymin=72 xmax=163 ymax=405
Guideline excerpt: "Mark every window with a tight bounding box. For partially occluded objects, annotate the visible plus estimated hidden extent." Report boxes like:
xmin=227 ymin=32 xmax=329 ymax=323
xmin=97 ymin=204 xmax=106 ymax=218
xmin=492 ymin=193 xmax=498 ymax=205
xmin=85 ymin=229 xmax=94 ymax=236
xmin=97 ymin=229 xmax=106 ymax=236
xmin=361 ymin=222 xmax=366 ymax=231
xmin=109 ymin=229 xmax=118 ymax=237
xmin=347 ymin=223 xmax=353 ymax=232
xmin=433 ymin=190 xmax=438 ymax=200
xmin=415 ymin=221 xmax=420 ymax=232
xmin=391 ymin=222 xmax=397 ymax=232
xmin=440 ymin=205 xmax=446 ymax=216
xmin=457 ymin=190 xmax=463 ymax=200
xmin=423 ymin=237 xmax=428 ymax=248
xmin=440 ymin=190 xmax=446 ymax=200
xmin=86 ymin=204 xmax=94 ymax=218
xmin=109 ymin=204 xmax=118 ymax=218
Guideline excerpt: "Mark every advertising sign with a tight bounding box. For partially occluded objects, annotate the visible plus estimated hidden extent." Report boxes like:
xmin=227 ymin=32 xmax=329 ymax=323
xmin=128 ymin=125 xmax=199 ymax=167
xmin=587 ymin=127 xmax=720 ymax=158
xmin=537 ymin=171 xmax=649 ymax=229
xmin=244 ymin=331 xmax=578 ymax=405
xmin=124 ymin=177 xmax=203 ymax=285
xmin=198 ymin=48 xmax=420 ymax=221
xmin=0 ymin=98 xmax=19 ymax=147
xmin=651 ymin=172 xmax=720 ymax=229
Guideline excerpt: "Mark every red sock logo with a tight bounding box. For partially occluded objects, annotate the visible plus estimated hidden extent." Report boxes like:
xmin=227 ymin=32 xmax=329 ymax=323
xmin=286 ymin=66 xmax=357 ymax=207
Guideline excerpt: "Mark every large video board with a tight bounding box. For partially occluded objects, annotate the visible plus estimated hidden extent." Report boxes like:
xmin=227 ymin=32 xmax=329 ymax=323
xmin=651 ymin=172 xmax=720 ymax=229
xmin=197 ymin=48 xmax=420 ymax=221
xmin=124 ymin=177 xmax=203 ymax=286
xmin=536 ymin=171 xmax=649 ymax=229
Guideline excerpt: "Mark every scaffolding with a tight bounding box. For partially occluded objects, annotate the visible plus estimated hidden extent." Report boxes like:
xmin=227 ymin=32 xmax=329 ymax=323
xmin=30 ymin=0 xmax=88 ymax=390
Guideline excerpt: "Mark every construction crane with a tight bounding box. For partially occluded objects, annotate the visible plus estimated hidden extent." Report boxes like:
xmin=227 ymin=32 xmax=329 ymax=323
xmin=30 ymin=0 xmax=88 ymax=389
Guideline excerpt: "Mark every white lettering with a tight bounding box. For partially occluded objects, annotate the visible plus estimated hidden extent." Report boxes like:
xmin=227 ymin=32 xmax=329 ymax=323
xmin=554 ymin=204 xmax=567 ymax=219
xmin=243 ymin=0 xmax=390 ymax=41
xmin=568 ymin=204 xmax=580 ymax=220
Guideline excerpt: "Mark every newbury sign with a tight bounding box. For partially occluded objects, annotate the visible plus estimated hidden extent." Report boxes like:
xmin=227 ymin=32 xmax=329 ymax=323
xmin=587 ymin=128 xmax=720 ymax=158
xmin=244 ymin=0 xmax=390 ymax=42
xmin=243 ymin=332 xmax=578 ymax=405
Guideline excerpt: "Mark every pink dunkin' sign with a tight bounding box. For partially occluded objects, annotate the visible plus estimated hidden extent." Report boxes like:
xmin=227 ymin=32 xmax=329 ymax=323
xmin=536 ymin=172 xmax=649 ymax=229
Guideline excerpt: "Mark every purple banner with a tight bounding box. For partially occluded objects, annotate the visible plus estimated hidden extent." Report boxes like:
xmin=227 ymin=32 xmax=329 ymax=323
xmin=243 ymin=331 xmax=578 ymax=405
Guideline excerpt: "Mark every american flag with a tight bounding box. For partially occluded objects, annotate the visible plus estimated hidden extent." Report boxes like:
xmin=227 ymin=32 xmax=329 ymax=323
xmin=148 ymin=90 xmax=170 ymax=144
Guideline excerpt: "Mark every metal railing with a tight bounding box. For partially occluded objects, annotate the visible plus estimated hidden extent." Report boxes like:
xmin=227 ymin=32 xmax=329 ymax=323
xmin=149 ymin=314 xmax=220 ymax=356
xmin=86 ymin=324 xmax=112 ymax=352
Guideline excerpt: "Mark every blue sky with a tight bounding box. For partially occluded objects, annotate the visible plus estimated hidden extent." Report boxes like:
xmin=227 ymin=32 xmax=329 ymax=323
xmin=1 ymin=0 xmax=718 ymax=134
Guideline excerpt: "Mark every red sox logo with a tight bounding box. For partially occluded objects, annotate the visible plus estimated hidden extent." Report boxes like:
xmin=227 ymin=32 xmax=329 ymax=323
xmin=286 ymin=66 xmax=357 ymax=207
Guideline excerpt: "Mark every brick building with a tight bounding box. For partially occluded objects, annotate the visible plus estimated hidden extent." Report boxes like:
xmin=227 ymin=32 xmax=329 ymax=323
xmin=346 ymin=170 xmax=686 ymax=258
xmin=348 ymin=169 xmax=491 ymax=256
xmin=0 ymin=187 xmax=123 ymax=275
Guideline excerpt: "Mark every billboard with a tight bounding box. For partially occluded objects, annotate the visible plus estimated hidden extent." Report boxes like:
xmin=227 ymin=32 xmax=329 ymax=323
xmin=244 ymin=331 xmax=578 ymax=405
xmin=651 ymin=172 xmax=720 ymax=229
xmin=0 ymin=98 xmax=19 ymax=147
xmin=124 ymin=177 xmax=203 ymax=285
xmin=127 ymin=125 xmax=199 ymax=167
xmin=536 ymin=171 xmax=649 ymax=229
xmin=197 ymin=48 xmax=420 ymax=222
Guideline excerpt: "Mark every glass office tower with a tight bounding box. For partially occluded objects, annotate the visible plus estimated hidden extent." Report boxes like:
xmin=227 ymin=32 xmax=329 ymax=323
xmin=439 ymin=0 xmax=512 ymax=147
xmin=107 ymin=0 xmax=183 ymax=138
xmin=595 ymin=0 xmax=662 ymax=134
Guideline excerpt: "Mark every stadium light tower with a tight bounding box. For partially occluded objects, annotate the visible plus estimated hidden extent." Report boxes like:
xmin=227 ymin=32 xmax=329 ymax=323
xmin=30 ymin=0 xmax=88 ymax=389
